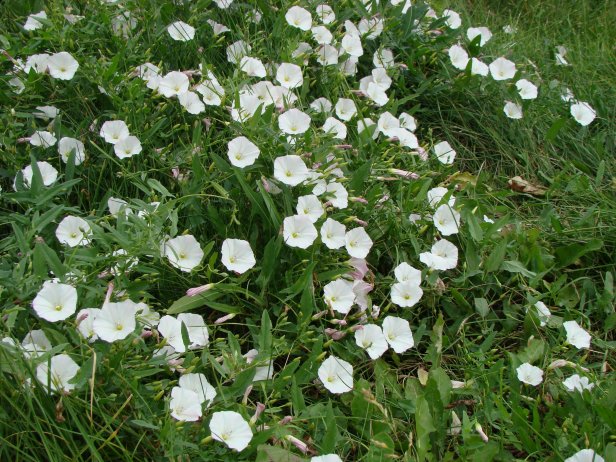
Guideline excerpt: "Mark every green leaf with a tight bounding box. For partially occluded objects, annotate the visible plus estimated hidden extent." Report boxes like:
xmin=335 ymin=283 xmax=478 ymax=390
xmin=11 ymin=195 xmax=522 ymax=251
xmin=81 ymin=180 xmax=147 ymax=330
xmin=415 ymin=395 xmax=436 ymax=461
xmin=474 ymin=297 xmax=490 ymax=318
xmin=255 ymin=445 xmax=308 ymax=462
xmin=130 ymin=420 xmax=159 ymax=431
xmin=257 ymin=235 xmax=283 ymax=290
xmin=485 ymin=239 xmax=507 ymax=273
xmin=545 ymin=117 xmax=568 ymax=142
xmin=258 ymin=310 xmax=273 ymax=357
xmin=500 ymin=260 xmax=536 ymax=278
xmin=321 ymin=401 xmax=338 ymax=453
xmin=554 ymin=239 xmax=603 ymax=268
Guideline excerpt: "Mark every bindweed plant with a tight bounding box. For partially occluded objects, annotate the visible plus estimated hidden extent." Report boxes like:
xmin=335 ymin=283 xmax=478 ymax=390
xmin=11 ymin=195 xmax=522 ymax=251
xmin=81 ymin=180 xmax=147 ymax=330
xmin=0 ymin=0 xmax=614 ymax=461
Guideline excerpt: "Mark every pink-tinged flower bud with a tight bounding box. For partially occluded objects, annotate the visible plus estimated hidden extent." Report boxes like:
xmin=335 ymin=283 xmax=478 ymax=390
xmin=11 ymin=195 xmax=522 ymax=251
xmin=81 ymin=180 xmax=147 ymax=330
xmin=371 ymin=304 xmax=380 ymax=319
xmin=242 ymin=384 xmax=253 ymax=404
xmin=171 ymin=167 xmax=180 ymax=179
xmin=98 ymin=271 xmax=111 ymax=279
xmin=250 ymin=402 xmax=266 ymax=424
xmin=214 ymin=313 xmax=236 ymax=324
xmin=325 ymin=328 xmax=346 ymax=340
xmin=389 ymin=168 xmax=420 ymax=180
xmin=76 ymin=312 xmax=89 ymax=325
xmin=89 ymin=121 xmax=98 ymax=133
xmin=312 ymin=310 xmax=328 ymax=320
xmin=330 ymin=319 xmax=347 ymax=326
xmin=17 ymin=137 xmax=29 ymax=143
xmin=186 ymin=283 xmax=214 ymax=297
xmin=416 ymin=147 xmax=428 ymax=161
xmin=428 ymin=29 xmax=444 ymax=36
xmin=353 ymin=218 xmax=368 ymax=227
xmin=348 ymin=257 xmax=369 ymax=280
xmin=141 ymin=330 xmax=153 ymax=339
xmin=280 ymin=416 xmax=293 ymax=425
xmin=202 ymin=118 xmax=211 ymax=130
xmin=285 ymin=435 xmax=309 ymax=454
xmin=350 ymin=196 xmax=369 ymax=204
xmin=348 ymin=324 xmax=364 ymax=333
xmin=397 ymin=63 xmax=409 ymax=70
xmin=475 ymin=422 xmax=489 ymax=442
xmin=104 ymin=282 xmax=114 ymax=305
xmin=334 ymin=144 xmax=353 ymax=150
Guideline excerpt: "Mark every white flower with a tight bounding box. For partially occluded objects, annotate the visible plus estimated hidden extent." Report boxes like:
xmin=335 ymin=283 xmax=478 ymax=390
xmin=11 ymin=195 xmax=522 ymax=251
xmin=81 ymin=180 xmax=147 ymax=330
xmin=504 ymin=101 xmax=523 ymax=120
xmin=24 ymin=53 xmax=50 ymax=73
xmin=24 ymin=11 xmax=47 ymax=31
xmin=562 ymin=374 xmax=595 ymax=393
xmin=178 ymin=91 xmax=206 ymax=115
xmin=427 ymin=187 xmax=455 ymax=209
xmin=56 ymin=216 xmax=92 ymax=247
xmin=358 ymin=118 xmax=378 ymax=139
xmin=564 ymin=450 xmax=604 ymax=462
xmin=100 ymin=120 xmax=130 ymax=144
xmin=359 ymin=17 xmax=384 ymax=39
xmin=213 ymin=0 xmax=234 ymax=8
xmin=322 ymin=117 xmax=347 ymax=139
xmin=196 ymin=78 xmax=224 ymax=106
xmin=443 ymin=9 xmax=461 ymax=29
xmin=382 ymin=316 xmax=414 ymax=353
xmin=433 ymin=141 xmax=456 ymax=165
xmin=318 ymin=356 xmax=353 ymax=394
xmin=316 ymin=5 xmax=335 ymax=24
xmin=570 ymin=102 xmax=596 ymax=126
xmin=316 ymin=44 xmax=339 ymax=66
xmin=377 ymin=111 xmax=400 ymax=137
xmin=36 ymin=354 xmax=80 ymax=394
xmin=516 ymin=362 xmax=543 ymax=386
xmin=394 ymin=263 xmax=421 ymax=285
xmin=108 ymin=197 xmax=132 ymax=217
xmin=448 ymin=45 xmax=469 ymax=70
xmin=419 ymin=239 xmax=458 ymax=271
xmin=47 ymin=52 xmax=79 ymax=80
xmin=433 ymin=204 xmax=461 ymax=236
xmin=210 ymin=411 xmax=253 ymax=451
xmin=312 ymin=455 xmax=343 ymax=462
xmin=114 ymin=135 xmax=142 ymax=159
xmin=276 ymin=63 xmax=303 ymax=89
xmin=19 ymin=161 xmax=57 ymax=189
xmin=310 ymin=97 xmax=332 ymax=113
xmin=167 ymin=21 xmax=195 ymax=41
xmin=221 ymin=239 xmax=256 ymax=274
xmin=516 ymin=79 xmax=538 ymax=100
xmin=170 ymin=387 xmax=202 ymax=421
xmin=58 ymin=137 xmax=85 ymax=165
xmin=391 ymin=281 xmax=423 ymax=308
xmin=374 ymin=48 xmax=395 ymax=69
xmin=563 ymin=320 xmax=591 ymax=349
xmin=227 ymin=40 xmax=252 ymax=64
xmin=32 ymin=282 xmax=78 ymax=322
xmin=240 ymin=57 xmax=266 ymax=78
xmin=399 ymin=113 xmax=416 ymax=131
xmin=470 ymin=58 xmax=489 ymax=76
xmin=335 ymin=98 xmax=357 ymax=121
xmin=283 ymin=215 xmax=318 ymax=249
xmin=296 ymin=195 xmax=324 ymax=223
xmin=21 ymin=330 xmax=52 ymax=358
xmin=285 ymin=6 xmax=312 ymax=30
xmin=34 ymin=105 xmax=60 ymax=120
xmin=158 ymin=314 xmax=209 ymax=353
xmin=279 ymin=109 xmax=311 ymax=135
xmin=489 ymin=57 xmax=516 ymax=81
xmin=30 ymin=130 xmax=57 ymax=148
xmin=532 ymin=301 xmax=551 ymax=327
xmin=467 ymin=27 xmax=492 ymax=46
xmin=389 ymin=127 xmax=417 ymax=148
xmin=159 ymin=71 xmax=189 ymax=97
xmin=207 ymin=19 xmax=230 ymax=35
xmin=227 ymin=136 xmax=260 ymax=168
xmin=76 ymin=308 xmax=101 ymax=341
xmin=178 ymin=373 xmax=217 ymax=405
xmin=323 ymin=279 xmax=356 ymax=314
xmin=341 ymin=33 xmax=363 ymax=57
xmin=345 ymin=227 xmax=373 ymax=259
xmin=366 ymin=82 xmax=388 ymax=106
xmin=312 ymin=25 xmax=333 ymax=45
xmin=325 ymin=182 xmax=349 ymax=209
xmin=163 ymin=235 xmax=204 ymax=272
xmin=93 ymin=300 xmax=137 ymax=342
xmin=274 ymin=155 xmax=310 ymax=186
xmin=320 ymin=218 xmax=346 ymax=249
xmin=355 ymin=324 xmax=388 ymax=359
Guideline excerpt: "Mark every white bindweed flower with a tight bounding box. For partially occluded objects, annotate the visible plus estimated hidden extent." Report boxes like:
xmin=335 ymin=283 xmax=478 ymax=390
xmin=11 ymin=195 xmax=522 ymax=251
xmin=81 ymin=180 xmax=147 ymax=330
xmin=36 ymin=354 xmax=80 ymax=394
xmin=564 ymin=450 xmax=604 ymax=462
xmin=76 ymin=308 xmax=101 ymax=341
xmin=179 ymin=373 xmax=217 ymax=405
xmin=24 ymin=11 xmax=47 ymax=31
xmin=100 ymin=120 xmax=129 ymax=144
xmin=276 ymin=63 xmax=303 ymax=89
xmin=323 ymin=279 xmax=356 ymax=314
xmin=443 ymin=9 xmax=461 ymax=29
xmin=285 ymin=6 xmax=312 ymax=31
xmin=310 ymin=97 xmax=333 ymax=113
xmin=24 ymin=53 xmax=50 ymax=73
xmin=420 ymin=239 xmax=458 ymax=271
xmin=562 ymin=374 xmax=595 ymax=393
xmin=283 ymin=215 xmax=318 ymax=249
xmin=240 ymin=57 xmax=267 ymax=78
xmin=394 ymin=263 xmax=421 ymax=285
xmin=93 ymin=300 xmax=137 ymax=342
xmin=374 ymin=48 xmax=395 ymax=69
xmin=532 ymin=301 xmax=551 ymax=326
xmin=32 ymin=282 xmax=78 ymax=322
xmin=213 ymin=0 xmax=234 ymax=8
xmin=489 ymin=57 xmax=516 ymax=81
xmin=56 ymin=216 xmax=92 ymax=247
xmin=158 ymin=314 xmax=209 ymax=353
xmin=335 ymin=98 xmax=357 ymax=121
xmin=355 ymin=324 xmax=388 ymax=359
xmin=320 ymin=218 xmax=346 ymax=249
xmin=159 ymin=71 xmax=189 ymax=97
xmin=366 ymin=82 xmax=389 ymax=106
xmin=570 ymin=102 xmax=596 ymax=126
xmin=34 ymin=105 xmax=60 ymax=120
xmin=427 ymin=187 xmax=455 ymax=209
xmin=196 ymin=78 xmax=225 ymax=106
xmin=207 ymin=19 xmax=230 ymax=35
xmin=170 ymin=387 xmax=202 ymax=421
xmin=178 ymin=91 xmax=206 ymax=115
xmin=448 ymin=45 xmax=469 ymax=70
xmin=399 ymin=112 xmax=417 ymax=131
xmin=433 ymin=204 xmax=461 ymax=236
xmin=312 ymin=455 xmax=343 ymax=462
xmin=341 ymin=33 xmax=363 ymax=57
xmin=316 ymin=44 xmax=339 ymax=66
xmin=345 ymin=227 xmax=373 ymax=259
xmin=296 ymin=195 xmax=324 ymax=223
xmin=58 ymin=137 xmax=85 ymax=165
xmin=210 ymin=411 xmax=253 ymax=451
xmin=227 ymin=136 xmax=260 ymax=168
xmin=318 ymin=355 xmax=353 ymax=394
xmin=21 ymin=330 xmax=52 ymax=358
xmin=30 ymin=131 xmax=57 ymax=148
xmin=324 ymin=182 xmax=349 ymax=209
xmin=227 ymin=40 xmax=252 ymax=64
xmin=516 ymin=362 xmax=543 ymax=386
xmin=382 ymin=316 xmax=414 ymax=353
xmin=467 ymin=27 xmax=492 ymax=46
xmin=114 ymin=135 xmax=142 ymax=159
xmin=316 ymin=4 xmax=335 ymax=24
xmin=163 ymin=235 xmax=204 ymax=272
xmin=311 ymin=25 xmax=333 ymax=45
xmin=322 ymin=117 xmax=347 ymax=139
xmin=279 ymin=109 xmax=311 ymax=135
xmin=167 ymin=21 xmax=195 ymax=41
xmin=47 ymin=52 xmax=79 ymax=80
xmin=563 ymin=320 xmax=591 ymax=349
xmin=504 ymin=101 xmax=523 ymax=119
xmin=274 ymin=155 xmax=310 ymax=186
xmin=108 ymin=197 xmax=132 ymax=217
xmin=516 ymin=79 xmax=538 ymax=100
xmin=391 ymin=281 xmax=423 ymax=308
xmin=433 ymin=141 xmax=456 ymax=165
xmin=470 ymin=58 xmax=489 ymax=76
xmin=221 ymin=239 xmax=256 ymax=274
xmin=358 ymin=118 xmax=378 ymax=139
xmin=19 ymin=161 xmax=58 ymax=189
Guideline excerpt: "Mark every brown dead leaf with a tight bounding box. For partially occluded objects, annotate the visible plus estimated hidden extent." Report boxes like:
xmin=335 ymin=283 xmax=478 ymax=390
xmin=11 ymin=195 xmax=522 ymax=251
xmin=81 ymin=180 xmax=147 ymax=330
xmin=508 ymin=176 xmax=547 ymax=196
